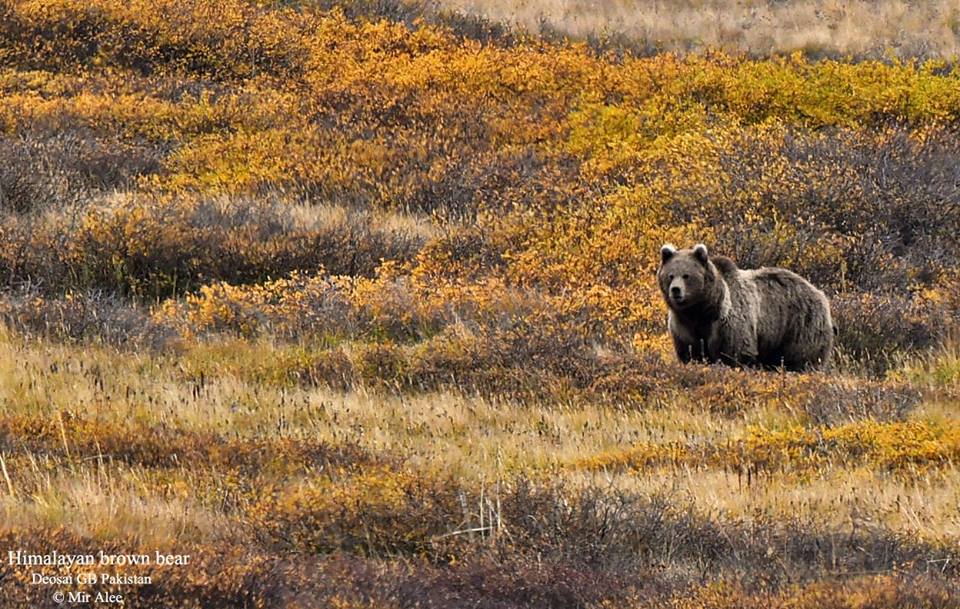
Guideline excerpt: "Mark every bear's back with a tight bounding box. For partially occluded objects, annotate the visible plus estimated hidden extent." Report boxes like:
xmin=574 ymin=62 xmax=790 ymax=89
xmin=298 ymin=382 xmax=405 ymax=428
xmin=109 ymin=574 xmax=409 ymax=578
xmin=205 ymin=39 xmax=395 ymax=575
xmin=749 ymin=266 xmax=826 ymax=297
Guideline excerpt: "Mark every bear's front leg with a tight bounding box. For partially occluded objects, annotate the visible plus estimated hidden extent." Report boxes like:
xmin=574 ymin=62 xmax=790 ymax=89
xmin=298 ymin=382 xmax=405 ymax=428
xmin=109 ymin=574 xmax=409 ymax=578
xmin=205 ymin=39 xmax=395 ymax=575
xmin=673 ymin=335 xmax=712 ymax=363
xmin=672 ymin=335 xmax=696 ymax=363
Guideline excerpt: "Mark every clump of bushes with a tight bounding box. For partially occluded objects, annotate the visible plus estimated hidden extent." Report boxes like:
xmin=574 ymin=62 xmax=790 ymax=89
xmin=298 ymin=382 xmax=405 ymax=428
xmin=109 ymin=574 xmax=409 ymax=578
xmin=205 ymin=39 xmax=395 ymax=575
xmin=0 ymin=194 xmax=425 ymax=299
xmin=0 ymin=409 xmax=383 ymax=474
xmin=250 ymin=471 xmax=959 ymax=588
xmin=0 ymin=132 xmax=161 ymax=213
xmin=832 ymin=290 xmax=952 ymax=373
xmin=0 ymin=288 xmax=173 ymax=348
xmin=0 ymin=0 xmax=312 ymax=80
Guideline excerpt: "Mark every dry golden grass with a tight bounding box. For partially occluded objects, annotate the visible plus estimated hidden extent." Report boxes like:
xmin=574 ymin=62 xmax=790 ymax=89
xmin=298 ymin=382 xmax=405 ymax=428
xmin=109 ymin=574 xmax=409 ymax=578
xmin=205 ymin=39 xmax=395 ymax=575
xmin=438 ymin=0 xmax=960 ymax=57
xmin=0 ymin=332 xmax=957 ymax=533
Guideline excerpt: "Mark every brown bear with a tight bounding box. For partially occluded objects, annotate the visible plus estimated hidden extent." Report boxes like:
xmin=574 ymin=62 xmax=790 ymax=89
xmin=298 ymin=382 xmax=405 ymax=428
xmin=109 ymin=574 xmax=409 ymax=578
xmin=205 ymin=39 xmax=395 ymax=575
xmin=657 ymin=243 xmax=834 ymax=371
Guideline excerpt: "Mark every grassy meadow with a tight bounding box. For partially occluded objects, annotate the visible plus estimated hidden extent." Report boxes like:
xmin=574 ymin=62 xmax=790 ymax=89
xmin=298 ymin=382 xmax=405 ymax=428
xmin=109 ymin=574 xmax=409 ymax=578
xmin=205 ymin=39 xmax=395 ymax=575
xmin=1 ymin=0 xmax=960 ymax=606
xmin=432 ymin=0 xmax=960 ymax=58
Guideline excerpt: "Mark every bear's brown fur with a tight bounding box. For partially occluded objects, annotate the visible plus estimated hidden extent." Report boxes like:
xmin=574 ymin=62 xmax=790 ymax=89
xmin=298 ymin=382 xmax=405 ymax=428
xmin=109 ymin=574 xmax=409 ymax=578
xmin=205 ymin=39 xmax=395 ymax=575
xmin=657 ymin=243 xmax=834 ymax=371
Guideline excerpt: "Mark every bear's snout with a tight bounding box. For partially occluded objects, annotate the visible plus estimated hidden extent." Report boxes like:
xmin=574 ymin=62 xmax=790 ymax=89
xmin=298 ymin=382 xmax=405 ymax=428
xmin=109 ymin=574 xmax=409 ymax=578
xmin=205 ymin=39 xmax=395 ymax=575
xmin=669 ymin=281 xmax=685 ymax=303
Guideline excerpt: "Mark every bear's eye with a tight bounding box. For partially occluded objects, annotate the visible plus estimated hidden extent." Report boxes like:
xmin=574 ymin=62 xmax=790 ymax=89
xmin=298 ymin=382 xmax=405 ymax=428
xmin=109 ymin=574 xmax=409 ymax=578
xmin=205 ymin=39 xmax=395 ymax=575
xmin=668 ymin=274 xmax=674 ymax=280
xmin=682 ymin=274 xmax=689 ymax=280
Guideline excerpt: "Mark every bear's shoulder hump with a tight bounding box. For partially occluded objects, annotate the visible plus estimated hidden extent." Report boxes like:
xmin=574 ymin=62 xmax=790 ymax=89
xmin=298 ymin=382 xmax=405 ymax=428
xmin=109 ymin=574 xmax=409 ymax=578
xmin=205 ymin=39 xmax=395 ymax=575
xmin=711 ymin=255 xmax=738 ymax=275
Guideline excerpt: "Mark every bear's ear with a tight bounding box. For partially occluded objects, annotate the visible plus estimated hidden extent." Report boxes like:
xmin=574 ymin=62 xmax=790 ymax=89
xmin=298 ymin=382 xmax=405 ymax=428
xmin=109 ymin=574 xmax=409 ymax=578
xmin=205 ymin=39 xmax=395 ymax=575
xmin=693 ymin=243 xmax=709 ymax=265
xmin=660 ymin=244 xmax=677 ymax=264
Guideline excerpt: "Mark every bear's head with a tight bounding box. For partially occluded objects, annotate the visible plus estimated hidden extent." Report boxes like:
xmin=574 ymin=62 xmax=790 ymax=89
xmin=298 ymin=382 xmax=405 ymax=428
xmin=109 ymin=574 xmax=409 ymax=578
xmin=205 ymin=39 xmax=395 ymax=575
xmin=656 ymin=243 xmax=720 ymax=315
